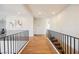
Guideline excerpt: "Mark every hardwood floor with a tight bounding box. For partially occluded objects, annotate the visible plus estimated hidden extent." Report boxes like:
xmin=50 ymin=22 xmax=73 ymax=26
xmin=20 ymin=35 xmax=57 ymax=54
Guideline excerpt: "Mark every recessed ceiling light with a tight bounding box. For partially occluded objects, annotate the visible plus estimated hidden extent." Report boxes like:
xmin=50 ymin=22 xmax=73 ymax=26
xmin=52 ymin=12 xmax=55 ymax=15
xmin=17 ymin=12 xmax=21 ymax=15
xmin=38 ymin=12 xmax=41 ymax=15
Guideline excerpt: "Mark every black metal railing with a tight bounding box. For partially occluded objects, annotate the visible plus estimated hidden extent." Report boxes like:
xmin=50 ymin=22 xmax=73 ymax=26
xmin=47 ymin=30 xmax=79 ymax=54
xmin=0 ymin=30 xmax=29 ymax=54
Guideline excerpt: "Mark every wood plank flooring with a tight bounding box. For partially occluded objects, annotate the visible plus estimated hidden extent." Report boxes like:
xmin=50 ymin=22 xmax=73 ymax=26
xmin=20 ymin=35 xmax=57 ymax=54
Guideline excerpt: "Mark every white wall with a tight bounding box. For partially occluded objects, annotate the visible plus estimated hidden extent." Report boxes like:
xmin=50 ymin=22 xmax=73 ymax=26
xmin=33 ymin=18 xmax=49 ymax=35
xmin=49 ymin=5 xmax=79 ymax=52
xmin=0 ymin=5 xmax=33 ymax=36
xmin=0 ymin=17 xmax=6 ymax=33
xmin=49 ymin=5 xmax=79 ymax=38
xmin=0 ymin=5 xmax=33 ymax=53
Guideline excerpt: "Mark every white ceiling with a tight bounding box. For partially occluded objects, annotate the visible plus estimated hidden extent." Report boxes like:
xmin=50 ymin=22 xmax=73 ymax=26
xmin=25 ymin=4 xmax=69 ymax=18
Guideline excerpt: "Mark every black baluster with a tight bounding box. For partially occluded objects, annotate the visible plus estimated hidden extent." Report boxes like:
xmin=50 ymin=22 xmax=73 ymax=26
xmin=13 ymin=35 xmax=14 ymax=54
xmin=10 ymin=35 xmax=12 ymax=54
xmin=4 ymin=37 xmax=5 ymax=54
xmin=15 ymin=34 xmax=17 ymax=54
xmin=61 ymin=35 xmax=63 ymax=50
xmin=16 ymin=33 xmax=18 ymax=54
xmin=67 ymin=35 xmax=69 ymax=54
xmin=70 ymin=36 xmax=72 ymax=54
xmin=14 ymin=34 xmax=16 ymax=54
xmin=65 ymin=35 xmax=66 ymax=53
xmin=61 ymin=34 xmax=62 ymax=45
xmin=73 ymin=37 xmax=75 ymax=54
xmin=0 ymin=38 xmax=1 ymax=54
xmin=7 ymin=36 xmax=9 ymax=54
xmin=63 ymin=34 xmax=65 ymax=53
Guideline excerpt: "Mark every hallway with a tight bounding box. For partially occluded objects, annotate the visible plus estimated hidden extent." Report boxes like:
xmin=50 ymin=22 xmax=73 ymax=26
xmin=0 ymin=4 xmax=79 ymax=54
xmin=21 ymin=36 xmax=57 ymax=54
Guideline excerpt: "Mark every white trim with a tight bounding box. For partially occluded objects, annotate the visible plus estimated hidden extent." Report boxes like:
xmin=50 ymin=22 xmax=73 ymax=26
xmin=18 ymin=40 xmax=30 ymax=54
xmin=47 ymin=37 xmax=60 ymax=54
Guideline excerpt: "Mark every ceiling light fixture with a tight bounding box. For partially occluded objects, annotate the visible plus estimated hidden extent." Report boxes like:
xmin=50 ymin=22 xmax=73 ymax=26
xmin=52 ymin=12 xmax=55 ymax=15
xmin=17 ymin=12 xmax=21 ymax=15
xmin=38 ymin=12 xmax=41 ymax=15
